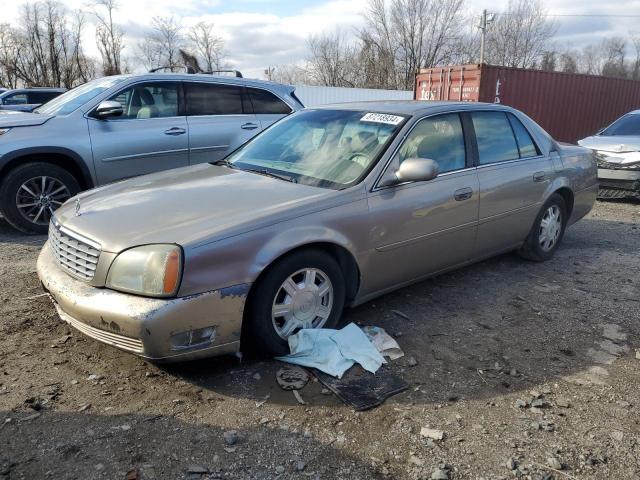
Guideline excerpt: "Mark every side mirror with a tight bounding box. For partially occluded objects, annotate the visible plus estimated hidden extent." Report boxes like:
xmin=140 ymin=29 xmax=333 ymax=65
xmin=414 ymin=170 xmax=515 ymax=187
xmin=93 ymin=100 xmax=123 ymax=119
xmin=394 ymin=157 xmax=439 ymax=183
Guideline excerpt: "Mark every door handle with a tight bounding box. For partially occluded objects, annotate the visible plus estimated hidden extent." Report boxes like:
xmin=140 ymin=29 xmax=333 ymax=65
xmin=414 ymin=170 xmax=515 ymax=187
xmin=533 ymin=171 xmax=546 ymax=182
xmin=454 ymin=187 xmax=473 ymax=201
xmin=241 ymin=122 xmax=259 ymax=130
xmin=164 ymin=127 xmax=186 ymax=136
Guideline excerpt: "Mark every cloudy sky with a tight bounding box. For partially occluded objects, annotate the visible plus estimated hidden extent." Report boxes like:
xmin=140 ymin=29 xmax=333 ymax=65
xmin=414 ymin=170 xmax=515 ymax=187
xmin=4 ymin=0 xmax=640 ymax=79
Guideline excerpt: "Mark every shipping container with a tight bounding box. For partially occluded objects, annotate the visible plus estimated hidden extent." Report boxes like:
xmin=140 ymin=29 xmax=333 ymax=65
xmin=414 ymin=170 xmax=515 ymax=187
xmin=415 ymin=64 xmax=640 ymax=143
xmin=295 ymin=84 xmax=413 ymax=107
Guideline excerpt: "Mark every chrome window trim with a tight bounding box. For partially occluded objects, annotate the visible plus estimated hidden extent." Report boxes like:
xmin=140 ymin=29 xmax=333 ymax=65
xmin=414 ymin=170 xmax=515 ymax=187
xmin=476 ymin=154 xmax=545 ymax=169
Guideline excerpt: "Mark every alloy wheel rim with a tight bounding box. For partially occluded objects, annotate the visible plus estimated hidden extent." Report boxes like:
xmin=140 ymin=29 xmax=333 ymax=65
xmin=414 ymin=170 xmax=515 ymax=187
xmin=271 ymin=268 xmax=334 ymax=339
xmin=16 ymin=176 xmax=71 ymax=226
xmin=538 ymin=205 xmax=562 ymax=252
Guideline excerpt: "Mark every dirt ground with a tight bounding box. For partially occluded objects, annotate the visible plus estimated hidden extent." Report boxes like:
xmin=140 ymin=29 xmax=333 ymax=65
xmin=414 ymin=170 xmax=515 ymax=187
xmin=1 ymin=200 xmax=639 ymax=480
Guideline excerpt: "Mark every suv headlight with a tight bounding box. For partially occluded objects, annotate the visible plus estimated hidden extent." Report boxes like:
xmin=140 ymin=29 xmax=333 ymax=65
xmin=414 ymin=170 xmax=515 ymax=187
xmin=0 ymin=128 xmax=11 ymax=136
xmin=106 ymin=244 xmax=182 ymax=297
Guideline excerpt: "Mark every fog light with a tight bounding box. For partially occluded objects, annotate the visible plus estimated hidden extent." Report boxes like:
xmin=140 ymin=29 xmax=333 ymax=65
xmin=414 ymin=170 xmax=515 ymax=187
xmin=170 ymin=326 xmax=216 ymax=351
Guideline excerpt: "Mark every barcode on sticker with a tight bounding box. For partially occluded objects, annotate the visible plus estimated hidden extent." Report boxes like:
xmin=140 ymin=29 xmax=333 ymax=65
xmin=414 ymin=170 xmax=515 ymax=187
xmin=360 ymin=113 xmax=404 ymax=125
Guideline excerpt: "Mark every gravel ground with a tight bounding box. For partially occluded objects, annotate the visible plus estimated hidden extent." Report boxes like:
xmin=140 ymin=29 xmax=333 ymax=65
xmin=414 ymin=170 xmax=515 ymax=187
xmin=1 ymin=200 xmax=639 ymax=480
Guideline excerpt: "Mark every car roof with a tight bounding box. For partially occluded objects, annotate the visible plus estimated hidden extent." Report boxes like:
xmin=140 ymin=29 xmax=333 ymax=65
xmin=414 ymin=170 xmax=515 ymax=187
xmin=313 ymin=100 xmax=513 ymax=116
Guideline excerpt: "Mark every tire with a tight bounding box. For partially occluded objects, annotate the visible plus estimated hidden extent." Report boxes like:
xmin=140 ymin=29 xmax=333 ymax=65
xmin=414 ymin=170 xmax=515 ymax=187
xmin=246 ymin=249 xmax=346 ymax=355
xmin=518 ymin=193 xmax=567 ymax=262
xmin=0 ymin=162 xmax=80 ymax=234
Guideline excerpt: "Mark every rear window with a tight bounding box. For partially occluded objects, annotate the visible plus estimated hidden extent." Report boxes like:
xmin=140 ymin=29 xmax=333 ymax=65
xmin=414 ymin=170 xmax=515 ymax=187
xmin=186 ymin=82 xmax=250 ymax=116
xmin=247 ymin=87 xmax=292 ymax=115
xmin=508 ymin=113 xmax=539 ymax=158
xmin=471 ymin=111 xmax=520 ymax=164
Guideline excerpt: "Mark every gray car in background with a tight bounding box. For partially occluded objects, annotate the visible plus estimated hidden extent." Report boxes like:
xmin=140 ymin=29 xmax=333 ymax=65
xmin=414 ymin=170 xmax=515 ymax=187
xmin=37 ymin=101 xmax=597 ymax=362
xmin=0 ymin=87 xmax=66 ymax=112
xmin=578 ymin=109 xmax=640 ymax=199
xmin=0 ymin=73 xmax=303 ymax=233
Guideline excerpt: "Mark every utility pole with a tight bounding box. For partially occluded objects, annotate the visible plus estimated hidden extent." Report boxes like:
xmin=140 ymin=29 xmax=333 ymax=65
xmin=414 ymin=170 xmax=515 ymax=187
xmin=264 ymin=66 xmax=274 ymax=81
xmin=479 ymin=9 xmax=488 ymax=65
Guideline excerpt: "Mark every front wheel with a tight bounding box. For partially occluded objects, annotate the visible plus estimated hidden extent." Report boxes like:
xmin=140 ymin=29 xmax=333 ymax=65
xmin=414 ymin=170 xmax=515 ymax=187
xmin=0 ymin=162 xmax=80 ymax=234
xmin=246 ymin=250 xmax=346 ymax=355
xmin=518 ymin=193 xmax=567 ymax=262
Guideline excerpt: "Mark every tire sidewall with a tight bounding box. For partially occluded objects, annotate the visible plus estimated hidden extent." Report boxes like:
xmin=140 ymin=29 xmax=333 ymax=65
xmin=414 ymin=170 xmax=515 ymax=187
xmin=247 ymin=250 xmax=346 ymax=355
xmin=0 ymin=162 xmax=80 ymax=234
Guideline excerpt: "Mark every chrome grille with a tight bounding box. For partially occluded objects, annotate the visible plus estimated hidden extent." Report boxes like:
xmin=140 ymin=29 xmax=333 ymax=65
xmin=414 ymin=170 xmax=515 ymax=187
xmin=49 ymin=220 xmax=101 ymax=281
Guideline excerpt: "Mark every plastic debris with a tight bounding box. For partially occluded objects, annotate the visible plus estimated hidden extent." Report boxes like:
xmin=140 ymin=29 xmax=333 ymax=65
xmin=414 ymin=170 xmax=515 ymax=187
xmin=275 ymin=365 xmax=309 ymax=390
xmin=276 ymin=323 xmax=386 ymax=378
xmin=362 ymin=326 xmax=405 ymax=360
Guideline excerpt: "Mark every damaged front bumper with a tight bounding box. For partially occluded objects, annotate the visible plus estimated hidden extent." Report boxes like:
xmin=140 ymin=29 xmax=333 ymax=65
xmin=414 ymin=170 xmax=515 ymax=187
xmin=596 ymin=154 xmax=640 ymax=198
xmin=37 ymin=242 xmax=249 ymax=362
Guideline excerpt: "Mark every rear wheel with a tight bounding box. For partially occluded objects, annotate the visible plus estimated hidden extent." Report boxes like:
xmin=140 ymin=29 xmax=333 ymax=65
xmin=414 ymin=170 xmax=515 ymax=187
xmin=246 ymin=250 xmax=346 ymax=355
xmin=0 ymin=162 xmax=80 ymax=234
xmin=518 ymin=193 xmax=567 ymax=262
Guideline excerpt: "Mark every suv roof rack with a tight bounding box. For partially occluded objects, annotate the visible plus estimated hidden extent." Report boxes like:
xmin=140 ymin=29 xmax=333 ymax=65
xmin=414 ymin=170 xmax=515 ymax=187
xmin=148 ymin=66 xmax=243 ymax=78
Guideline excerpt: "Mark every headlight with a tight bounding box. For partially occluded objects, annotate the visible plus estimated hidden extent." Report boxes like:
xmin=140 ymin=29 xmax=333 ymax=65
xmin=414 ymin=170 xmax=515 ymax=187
xmin=0 ymin=128 xmax=11 ymax=136
xmin=106 ymin=244 xmax=182 ymax=297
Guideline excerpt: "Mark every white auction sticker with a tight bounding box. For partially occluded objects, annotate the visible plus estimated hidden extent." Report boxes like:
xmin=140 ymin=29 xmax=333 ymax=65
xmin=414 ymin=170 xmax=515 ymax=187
xmin=360 ymin=112 xmax=404 ymax=125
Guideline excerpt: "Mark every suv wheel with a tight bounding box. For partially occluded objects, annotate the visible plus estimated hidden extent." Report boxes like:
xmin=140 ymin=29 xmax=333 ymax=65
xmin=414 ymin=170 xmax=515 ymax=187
xmin=246 ymin=249 xmax=346 ymax=355
xmin=0 ymin=162 xmax=80 ymax=234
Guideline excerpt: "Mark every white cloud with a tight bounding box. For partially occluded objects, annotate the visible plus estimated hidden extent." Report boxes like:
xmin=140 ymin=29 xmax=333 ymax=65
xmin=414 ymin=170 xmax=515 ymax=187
xmin=4 ymin=0 xmax=640 ymax=80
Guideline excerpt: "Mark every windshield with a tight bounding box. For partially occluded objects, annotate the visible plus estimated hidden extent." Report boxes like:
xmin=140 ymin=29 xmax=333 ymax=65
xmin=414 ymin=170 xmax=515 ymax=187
xmin=600 ymin=114 xmax=640 ymax=136
xmin=35 ymin=77 xmax=127 ymax=115
xmin=225 ymin=109 xmax=407 ymax=189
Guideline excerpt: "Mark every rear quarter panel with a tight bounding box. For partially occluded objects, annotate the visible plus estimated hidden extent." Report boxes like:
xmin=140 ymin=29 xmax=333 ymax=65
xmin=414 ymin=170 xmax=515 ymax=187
xmin=555 ymin=144 xmax=598 ymax=225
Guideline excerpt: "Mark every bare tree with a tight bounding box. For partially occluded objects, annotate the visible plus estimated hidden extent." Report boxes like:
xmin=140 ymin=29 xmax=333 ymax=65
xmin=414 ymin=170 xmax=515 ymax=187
xmin=188 ymin=22 xmax=225 ymax=72
xmin=92 ymin=0 xmax=123 ymax=76
xmin=137 ymin=16 xmax=183 ymax=71
xmin=600 ymin=37 xmax=627 ymax=78
xmin=0 ymin=24 xmax=21 ymax=88
xmin=484 ymin=0 xmax=557 ymax=69
xmin=358 ymin=0 xmax=466 ymax=89
xmin=306 ymin=31 xmax=359 ymax=87
xmin=269 ymin=64 xmax=312 ymax=85
xmin=10 ymin=1 xmax=93 ymax=88
xmin=631 ymin=33 xmax=640 ymax=80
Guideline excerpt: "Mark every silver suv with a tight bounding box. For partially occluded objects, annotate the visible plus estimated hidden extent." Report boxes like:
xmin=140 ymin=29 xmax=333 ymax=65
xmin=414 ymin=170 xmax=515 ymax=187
xmin=0 ymin=73 xmax=303 ymax=233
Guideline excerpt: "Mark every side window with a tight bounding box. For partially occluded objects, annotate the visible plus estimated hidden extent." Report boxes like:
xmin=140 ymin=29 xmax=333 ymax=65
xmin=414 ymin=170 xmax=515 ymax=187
xmin=186 ymin=83 xmax=250 ymax=115
xmin=398 ymin=113 xmax=466 ymax=174
xmin=3 ymin=93 xmax=28 ymax=105
xmin=508 ymin=113 xmax=539 ymax=158
xmin=247 ymin=87 xmax=292 ymax=115
xmin=107 ymin=82 xmax=179 ymax=119
xmin=28 ymin=92 xmax=55 ymax=104
xmin=471 ymin=111 xmax=520 ymax=164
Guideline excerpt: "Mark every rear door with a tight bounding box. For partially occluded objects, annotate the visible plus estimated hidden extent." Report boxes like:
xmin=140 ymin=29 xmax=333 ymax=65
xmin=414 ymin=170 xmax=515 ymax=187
xmin=185 ymin=82 xmax=258 ymax=164
xmin=471 ymin=110 xmax=554 ymax=256
xmin=88 ymin=81 xmax=189 ymax=184
xmin=246 ymin=86 xmax=293 ymax=130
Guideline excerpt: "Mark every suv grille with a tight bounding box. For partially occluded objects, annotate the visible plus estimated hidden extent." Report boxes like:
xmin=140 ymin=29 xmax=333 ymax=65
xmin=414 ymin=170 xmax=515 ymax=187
xmin=49 ymin=220 xmax=101 ymax=281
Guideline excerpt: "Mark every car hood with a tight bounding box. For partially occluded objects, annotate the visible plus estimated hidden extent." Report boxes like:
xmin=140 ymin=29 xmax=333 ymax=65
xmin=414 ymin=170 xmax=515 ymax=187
xmin=578 ymin=135 xmax=640 ymax=153
xmin=53 ymin=164 xmax=338 ymax=253
xmin=0 ymin=110 xmax=54 ymax=127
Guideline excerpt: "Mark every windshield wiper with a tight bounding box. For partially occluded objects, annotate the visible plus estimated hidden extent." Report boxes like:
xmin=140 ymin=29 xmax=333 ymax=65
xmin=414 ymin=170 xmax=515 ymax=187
xmin=242 ymin=168 xmax=297 ymax=183
xmin=212 ymin=159 xmax=235 ymax=168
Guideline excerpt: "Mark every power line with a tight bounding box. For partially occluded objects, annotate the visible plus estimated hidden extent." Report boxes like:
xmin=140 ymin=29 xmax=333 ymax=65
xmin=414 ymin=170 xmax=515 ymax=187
xmin=498 ymin=13 xmax=640 ymax=18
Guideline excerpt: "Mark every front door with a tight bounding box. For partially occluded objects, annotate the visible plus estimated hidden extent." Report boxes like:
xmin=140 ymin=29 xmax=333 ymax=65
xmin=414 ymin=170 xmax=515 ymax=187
xmin=364 ymin=113 xmax=480 ymax=296
xmin=88 ymin=81 xmax=189 ymax=185
xmin=470 ymin=111 xmax=555 ymax=256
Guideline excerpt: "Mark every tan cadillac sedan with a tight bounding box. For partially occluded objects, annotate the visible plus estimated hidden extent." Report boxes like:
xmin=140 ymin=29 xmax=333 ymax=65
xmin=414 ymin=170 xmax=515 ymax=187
xmin=37 ymin=102 xmax=597 ymax=361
